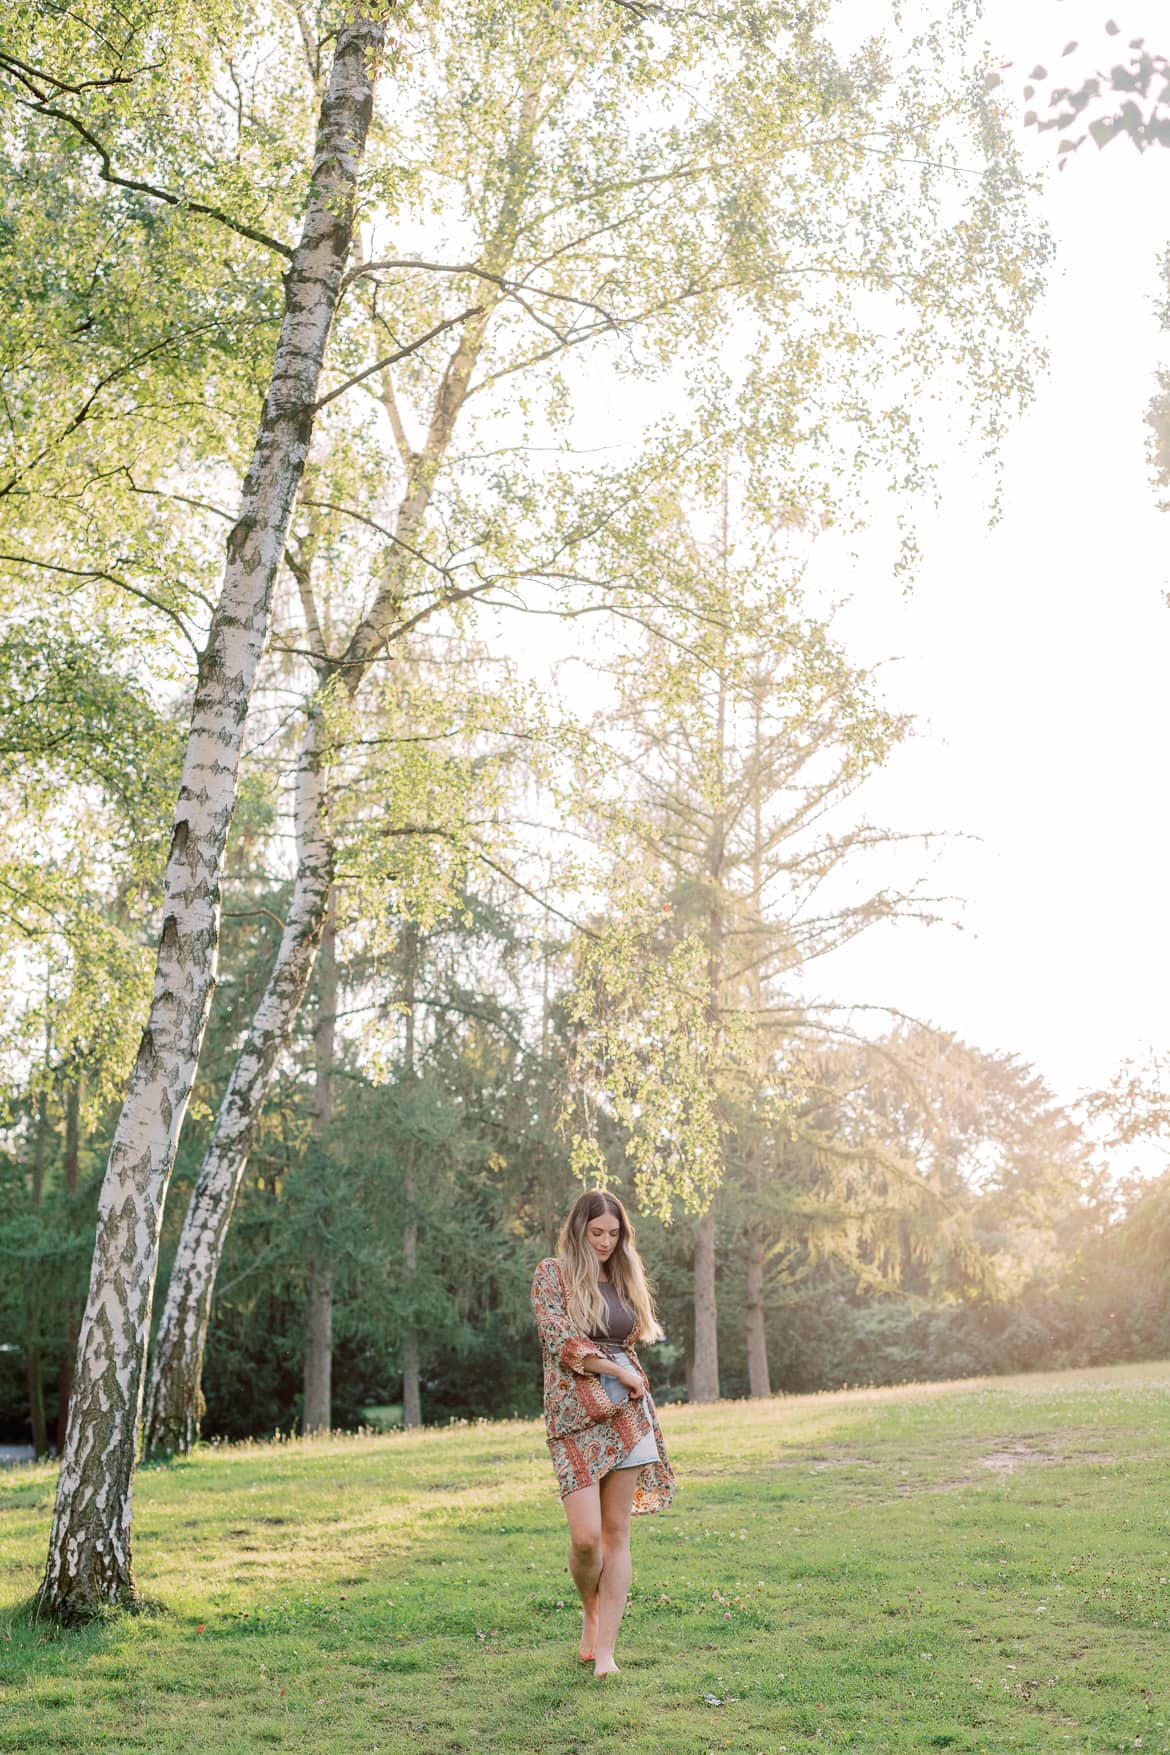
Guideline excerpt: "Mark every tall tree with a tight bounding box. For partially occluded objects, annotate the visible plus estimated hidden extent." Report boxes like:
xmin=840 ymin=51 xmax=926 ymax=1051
xmin=565 ymin=495 xmax=943 ymax=1400
xmin=139 ymin=45 xmax=551 ymax=1448
xmin=30 ymin=5 xmax=390 ymax=1620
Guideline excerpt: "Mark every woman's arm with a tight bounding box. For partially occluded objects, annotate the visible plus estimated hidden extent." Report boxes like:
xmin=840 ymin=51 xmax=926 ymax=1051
xmin=579 ymin=1353 xmax=644 ymax=1397
xmin=530 ymin=1258 xmax=597 ymax=1375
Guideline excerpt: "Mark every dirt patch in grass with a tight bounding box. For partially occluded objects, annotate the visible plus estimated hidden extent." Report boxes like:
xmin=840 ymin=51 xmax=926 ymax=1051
xmin=974 ymin=1430 xmax=1122 ymax=1475
xmin=978 ymin=1440 xmax=1062 ymax=1474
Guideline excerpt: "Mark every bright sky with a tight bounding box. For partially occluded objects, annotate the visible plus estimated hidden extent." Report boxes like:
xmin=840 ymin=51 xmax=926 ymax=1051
xmin=806 ymin=0 xmax=1170 ymax=1122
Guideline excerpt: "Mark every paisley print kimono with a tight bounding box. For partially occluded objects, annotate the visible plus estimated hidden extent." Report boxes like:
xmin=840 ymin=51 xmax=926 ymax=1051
xmin=530 ymin=1255 xmax=675 ymax=1513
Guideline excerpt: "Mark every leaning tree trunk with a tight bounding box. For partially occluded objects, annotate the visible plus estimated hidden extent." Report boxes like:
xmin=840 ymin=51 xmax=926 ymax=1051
xmin=140 ymin=710 xmax=334 ymax=1456
xmin=302 ymin=909 xmax=337 ymax=1436
xmin=691 ymin=1204 xmax=720 ymax=1403
xmin=745 ymin=1232 xmax=771 ymax=1399
xmin=140 ymin=77 xmax=543 ymax=1456
xmin=36 ymin=13 xmax=386 ymax=1621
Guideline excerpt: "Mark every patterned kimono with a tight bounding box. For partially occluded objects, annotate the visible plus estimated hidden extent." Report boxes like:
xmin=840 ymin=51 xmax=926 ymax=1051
xmin=530 ymin=1255 xmax=675 ymax=1513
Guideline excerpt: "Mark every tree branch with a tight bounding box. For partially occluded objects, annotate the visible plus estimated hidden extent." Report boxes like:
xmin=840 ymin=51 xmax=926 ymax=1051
xmin=0 ymin=550 xmax=201 ymax=657
xmin=311 ymin=307 xmax=484 ymax=412
xmin=7 ymin=89 xmax=293 ymax=260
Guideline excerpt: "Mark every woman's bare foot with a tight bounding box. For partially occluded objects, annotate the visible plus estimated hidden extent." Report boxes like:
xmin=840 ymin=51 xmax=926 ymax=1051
xmin=593 ymin=1654 xmax=620 ymax=1679
xmin=578 ymin=1604 xmax=598 ymax=1661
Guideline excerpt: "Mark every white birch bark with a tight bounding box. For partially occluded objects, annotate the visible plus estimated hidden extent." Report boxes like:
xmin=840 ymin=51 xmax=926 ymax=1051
xmin=141 ymin=79 xmax=544 ymax=1457
xmin=342 ymin=79 xmax=541 ymax=672
xmin=36 ymin=11 xmax=387 ymax=1619
xmin=140 ymin=707 xmax=334 ymax=1455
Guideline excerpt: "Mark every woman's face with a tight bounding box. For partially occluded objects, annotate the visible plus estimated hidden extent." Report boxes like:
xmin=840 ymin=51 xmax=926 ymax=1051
xmin=584 ymin=1212 xmax=621 ymax=1268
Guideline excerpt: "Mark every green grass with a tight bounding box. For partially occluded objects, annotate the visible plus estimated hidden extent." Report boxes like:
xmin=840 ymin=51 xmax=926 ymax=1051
xmin=3 ymin=1360 xmax=1170 ymax=1753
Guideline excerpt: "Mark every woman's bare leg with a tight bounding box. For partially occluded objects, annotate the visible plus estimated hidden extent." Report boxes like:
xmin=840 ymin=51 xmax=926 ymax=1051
xmin=562 ymin=1483 xmax=602 ymax=1660
xmin=593 ymin=1466 xmax=638 ymax=1677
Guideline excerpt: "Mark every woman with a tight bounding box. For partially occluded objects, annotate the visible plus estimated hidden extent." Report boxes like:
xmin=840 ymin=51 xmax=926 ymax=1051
xmin=530 ymin=1188 xmax=675 ymax=1679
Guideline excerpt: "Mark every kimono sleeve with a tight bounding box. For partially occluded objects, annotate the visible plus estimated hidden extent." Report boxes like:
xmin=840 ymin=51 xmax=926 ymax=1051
xmin=531 ymin=1258 xmax=597 ymax=1376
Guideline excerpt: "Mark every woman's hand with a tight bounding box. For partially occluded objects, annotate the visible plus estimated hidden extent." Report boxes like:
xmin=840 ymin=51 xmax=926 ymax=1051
xmin=614 ymin=1365 xmax=645 ymax=1398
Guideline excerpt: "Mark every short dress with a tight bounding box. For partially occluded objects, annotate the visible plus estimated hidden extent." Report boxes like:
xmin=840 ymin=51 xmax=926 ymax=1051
xmin=592 ymin=1285 xmax=659 ymax=1472
xmin=530 ymin=1256 xmax=675 ymax=1513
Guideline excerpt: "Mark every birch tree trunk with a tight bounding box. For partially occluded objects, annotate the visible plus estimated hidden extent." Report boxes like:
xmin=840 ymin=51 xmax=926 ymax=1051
xmin=342 ymin=77 xmax=541 ymax=672
xmin=35 ymin=12 xmax=386 ymax=1620
xmin=745 ymin=1233 xmax=771 ymax=1399
xmin=141 ymin=709 xmax=334 ymax=1455
xmin=302 ymin=909 xmax=337 ymax=1436
xmin=142 ymin=78 xmax=542 ymax=1457
xmin=691 ymin=1204 xmax=720 ymax=1403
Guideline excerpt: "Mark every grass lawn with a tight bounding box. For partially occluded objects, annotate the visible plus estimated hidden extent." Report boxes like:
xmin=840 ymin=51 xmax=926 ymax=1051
xmin=2 ymin=1360 xmax=1169 ymax=1753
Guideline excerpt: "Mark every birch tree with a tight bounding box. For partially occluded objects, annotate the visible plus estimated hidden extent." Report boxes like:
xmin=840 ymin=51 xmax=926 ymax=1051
xmin=20 ymin=3 xmax=392 ymax=1620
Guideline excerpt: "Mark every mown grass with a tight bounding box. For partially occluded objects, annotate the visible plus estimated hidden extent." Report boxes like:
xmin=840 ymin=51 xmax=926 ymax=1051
xmin=2 ymin=1360 xmax=1169 ymax=1753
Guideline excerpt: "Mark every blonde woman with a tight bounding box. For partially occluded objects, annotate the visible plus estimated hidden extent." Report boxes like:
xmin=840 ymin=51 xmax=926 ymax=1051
xmin=530 ymin=1189 xmax=675 ymax=1678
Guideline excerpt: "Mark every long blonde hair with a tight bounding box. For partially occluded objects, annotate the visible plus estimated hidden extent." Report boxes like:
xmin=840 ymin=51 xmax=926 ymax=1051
xmin=557 ymin=1189 xmax=665 ymax=1343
